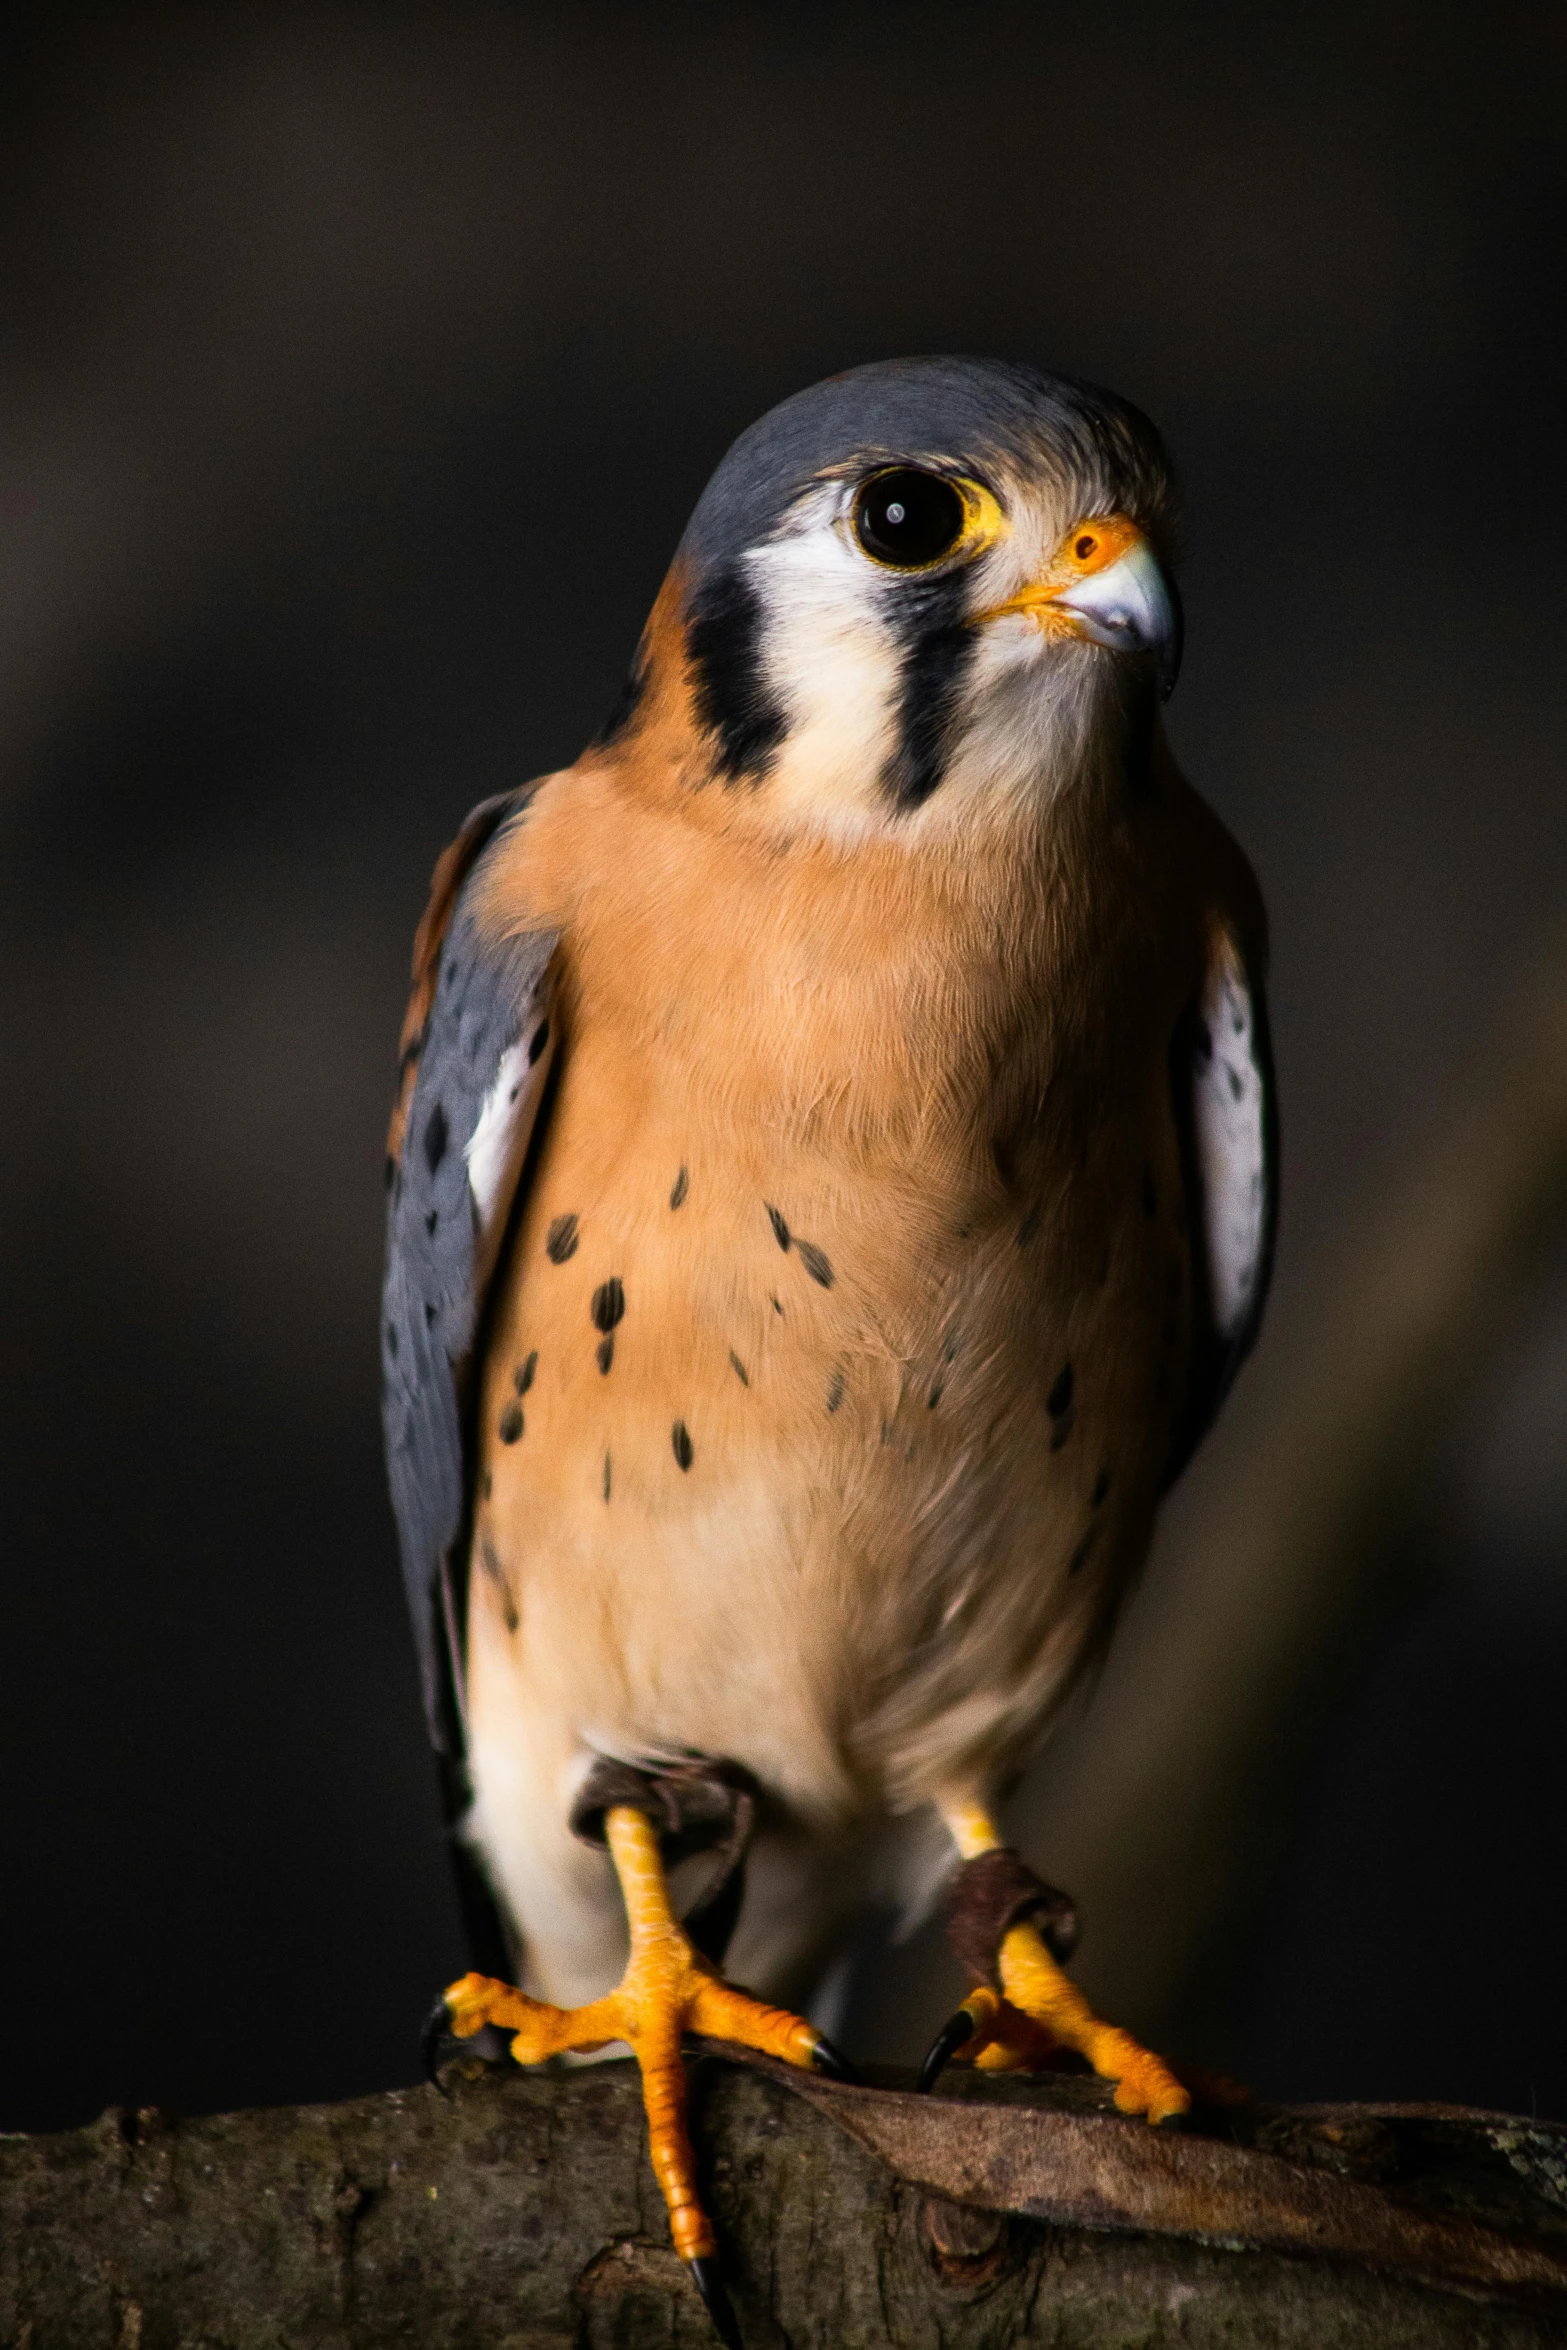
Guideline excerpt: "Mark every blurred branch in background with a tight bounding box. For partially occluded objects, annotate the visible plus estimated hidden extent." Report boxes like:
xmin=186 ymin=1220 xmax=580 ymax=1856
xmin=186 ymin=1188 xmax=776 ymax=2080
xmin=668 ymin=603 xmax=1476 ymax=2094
xmin=1021 ymin=923 xmax=1567 ymax=2032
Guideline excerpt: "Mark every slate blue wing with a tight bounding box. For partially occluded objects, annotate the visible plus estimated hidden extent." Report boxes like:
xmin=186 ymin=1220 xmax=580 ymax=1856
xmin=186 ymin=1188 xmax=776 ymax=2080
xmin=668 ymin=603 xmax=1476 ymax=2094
xmin=381 ymin=787 xmax=560 ymax=1956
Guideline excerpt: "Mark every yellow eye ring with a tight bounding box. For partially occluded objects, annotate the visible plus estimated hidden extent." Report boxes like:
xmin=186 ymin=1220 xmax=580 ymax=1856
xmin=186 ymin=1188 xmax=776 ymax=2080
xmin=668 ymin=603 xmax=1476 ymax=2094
xmin=850 ymin=468 xmax=1005 ymax=572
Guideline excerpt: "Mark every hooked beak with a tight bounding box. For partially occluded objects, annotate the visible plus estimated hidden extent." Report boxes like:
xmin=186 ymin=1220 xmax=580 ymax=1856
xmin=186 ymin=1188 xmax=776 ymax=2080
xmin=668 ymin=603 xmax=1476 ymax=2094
xmin=986 ymin=515 xmax=1182 ymax=700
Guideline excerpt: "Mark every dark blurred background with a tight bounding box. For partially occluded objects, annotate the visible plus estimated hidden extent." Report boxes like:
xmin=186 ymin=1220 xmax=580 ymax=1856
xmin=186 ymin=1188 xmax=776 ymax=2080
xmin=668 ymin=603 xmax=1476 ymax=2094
xmin=3 ymin=2 xmax=1564 ymax=2134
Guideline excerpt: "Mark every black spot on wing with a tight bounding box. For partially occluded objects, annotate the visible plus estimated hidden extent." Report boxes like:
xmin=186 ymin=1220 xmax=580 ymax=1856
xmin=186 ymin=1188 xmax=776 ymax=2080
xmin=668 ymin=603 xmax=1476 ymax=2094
xmin=827 ymin=1369 xmax=845 ymax=1414
xmin=596 ymin=1334 xmax=615 ymax=1374
xmin=528 ymin=1019 xmax=550 ymax=1065
xmin=686 ymin=565 xmax=787 ymax=782
xmin=591 ymin=1278 xmax=626 ymax=1333
xmin=729 ymin=1350 xmax=749 ymax=1386
xmin=881 ymin=570 xmax=976 ymax=811
xmin=670 ymin=1165 xmax=689 ymax=1209
xmin=546 ymin=1214 xmax=580 ymax=1264
xmin=766 ymin=1203 xmax=790 ymax=1251
xmin=423 ymin=1102 xmax=449 ymax=1174
xmin=498 ymin=1401 xmax=524 ymax=1444
xmin=603 ymin=1452 xmax=612 ymax=1501
xmin=927 ymin=1377 xmax=944 ymax=1410
xmin=771 ymin=1296 xmax=783 ymax=1315
xmin=515 ymin=1351 xmax=537 ymax=1394
xmin=795 ymin=1240 xmax=833 ymax=1289
xmin=672 ymin=1420 xmax=695 ymax=1471
xmin=385 ymin=1321 xmax=398 ymax=1359
xmin=425 ymin=1209 xmax=438 ymax=1236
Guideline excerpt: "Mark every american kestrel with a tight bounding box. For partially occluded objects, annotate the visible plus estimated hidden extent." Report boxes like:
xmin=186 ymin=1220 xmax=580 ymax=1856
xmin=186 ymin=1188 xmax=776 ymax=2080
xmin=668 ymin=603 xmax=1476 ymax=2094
xmin=384 ymin=357 xmax=1275 ymax=2343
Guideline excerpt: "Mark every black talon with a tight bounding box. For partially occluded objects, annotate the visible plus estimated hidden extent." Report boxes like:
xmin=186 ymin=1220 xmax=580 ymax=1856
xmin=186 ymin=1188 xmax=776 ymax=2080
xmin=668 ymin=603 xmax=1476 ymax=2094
xmin=688 ymin=2254 xmax=743 ymax=2349
xmin=810 ymin=2032 xmax=858 ymax=2084
xmin=420 ymin=1994 xmax=454 ymax=2096
xmin=917 ymin=2005 xmax=977 ymax=2094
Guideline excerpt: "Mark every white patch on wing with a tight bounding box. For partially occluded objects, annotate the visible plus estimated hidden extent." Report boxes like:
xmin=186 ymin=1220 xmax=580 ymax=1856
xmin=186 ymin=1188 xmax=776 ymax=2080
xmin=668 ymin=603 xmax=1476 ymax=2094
xmin=465 ymin=975 xmax=556 ymax=1292
xmin=1192 ymin=931 xmax=1266 ymax=1340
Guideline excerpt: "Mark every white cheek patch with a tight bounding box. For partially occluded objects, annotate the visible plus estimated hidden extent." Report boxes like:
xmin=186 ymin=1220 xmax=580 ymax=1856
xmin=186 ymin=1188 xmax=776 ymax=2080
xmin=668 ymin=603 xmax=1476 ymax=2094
xmin=742 ymin=502 xmax=903 ymax=830
xmin=466 ymin=970 xmax=556 ymax=1292
xmin=1191 ymin=933 xmax=1267 ymax=1340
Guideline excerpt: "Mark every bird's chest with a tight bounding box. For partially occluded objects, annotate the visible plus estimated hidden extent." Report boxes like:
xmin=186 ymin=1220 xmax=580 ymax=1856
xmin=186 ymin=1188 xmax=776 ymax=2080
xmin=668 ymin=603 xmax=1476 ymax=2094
xmin=469 ymin=881 xmax=1192 ymax=1806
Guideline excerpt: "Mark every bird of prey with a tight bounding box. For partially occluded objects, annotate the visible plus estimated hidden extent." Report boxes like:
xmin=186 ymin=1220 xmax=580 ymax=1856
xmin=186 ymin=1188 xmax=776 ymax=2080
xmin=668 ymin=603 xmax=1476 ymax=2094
xmin=383 ymin=356 xmax=1274 ymax=2343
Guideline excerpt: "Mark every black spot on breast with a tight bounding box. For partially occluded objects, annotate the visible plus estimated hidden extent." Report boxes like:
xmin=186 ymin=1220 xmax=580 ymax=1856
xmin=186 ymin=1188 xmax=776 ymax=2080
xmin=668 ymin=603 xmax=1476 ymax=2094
xmin=1142 ymin=1169 xmax=1157 ymax=1217
xmin=881 ymin=570 xmax=976 ymax=810
xmin=796 ymin=1240 xmax=834 ymax=1288
xmin=603 ymin=1451 xmax=612 ymax=1502
xmin=729 ymin=1350 xmax=749 ymax=1386
xmin=596 ymin=1334 xmax=615 ymax=1374
xmin=1048 ymin=1360 xmax=1076 ymax=1450
xmin=686 ymin=565 xmax=787 ymax=782
xmin=671 ymin=1420 xmax=694 ymax=1472
xmin=515 ymin=1351 xmax=537 ymax=1395
xmin=424 ymin=1301 xmax=437 ymax=1330
xmin=1017 ymin=1206 xmax=1042 ymax=1250
xmin=827 ymin=1370 xmax=845 ymax=1414
xmin=1227 ymin=1062 xmax=1245 ymax=1101
xmin=423 ymin=1102 xmax=449 ymax=1174
xmin=1092 ymin=1469 xmax=1111 ymax=1508
xmin=1068 ymin=1526 xmax=1099 ymax=1578
xmin=772 ymin=1296 xmax=783 ymax=1316
xmin=528 ymin=1019 xmax=550 ymax=1065
xmin=425 ymin=1209 xmax=438 ymax=1236
xmin=670 ymin=1165 xmax=689 ymax=1209
xmin=385 ymin=1321 xmax=398 ymax=1359
xmin=766 ymin=1203 xmax=791 ymax=1251
xmin=498 ymin=1401 xmax=524 ymax=1444
xmin=478 ymin=1535 xmax=519 ymax=1632
xmin=546 ymin=1214 xmax=579 ymax=1263
xmin=591 ymin=1278 xmax=626 ymax=1333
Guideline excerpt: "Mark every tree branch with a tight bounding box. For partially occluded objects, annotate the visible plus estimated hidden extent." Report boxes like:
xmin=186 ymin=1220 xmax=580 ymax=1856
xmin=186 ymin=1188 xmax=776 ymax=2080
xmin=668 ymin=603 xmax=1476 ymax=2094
xmin=4 ymin=2050 xmax=1565 ymax=2346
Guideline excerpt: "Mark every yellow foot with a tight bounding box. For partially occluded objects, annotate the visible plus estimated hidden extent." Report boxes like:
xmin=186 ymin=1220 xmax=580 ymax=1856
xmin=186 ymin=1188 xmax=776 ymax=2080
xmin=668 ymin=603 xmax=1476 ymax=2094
xmin=425 ymin=1806 xmax=846 ymax=2347
xmin=919 ymin=1926 xmax=1190 ymax=2124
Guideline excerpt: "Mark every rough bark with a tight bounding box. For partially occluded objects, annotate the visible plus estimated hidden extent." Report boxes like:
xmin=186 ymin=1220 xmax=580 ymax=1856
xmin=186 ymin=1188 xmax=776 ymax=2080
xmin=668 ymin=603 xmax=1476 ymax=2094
xmin=4 ymin=2049 xmax=1565 ymax=2348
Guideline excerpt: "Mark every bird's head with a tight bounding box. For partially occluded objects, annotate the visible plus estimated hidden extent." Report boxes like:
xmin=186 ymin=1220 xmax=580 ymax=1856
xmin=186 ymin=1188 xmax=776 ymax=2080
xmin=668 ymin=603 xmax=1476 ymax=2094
xmin=599 ymin=356 xmax=1180 ymax=844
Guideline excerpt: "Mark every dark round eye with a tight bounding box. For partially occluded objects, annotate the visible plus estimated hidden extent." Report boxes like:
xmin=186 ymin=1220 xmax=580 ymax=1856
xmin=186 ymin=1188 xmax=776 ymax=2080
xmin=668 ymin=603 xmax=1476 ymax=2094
xmin=853 ymin=468 xmax=966 ymax=568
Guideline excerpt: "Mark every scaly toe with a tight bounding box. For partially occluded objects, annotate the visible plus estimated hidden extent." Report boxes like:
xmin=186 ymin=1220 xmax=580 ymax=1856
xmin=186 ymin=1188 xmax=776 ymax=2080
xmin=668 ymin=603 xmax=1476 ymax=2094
xmin=1108 ymin=2041 xmax=1192 ymax=2124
